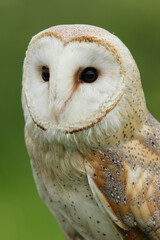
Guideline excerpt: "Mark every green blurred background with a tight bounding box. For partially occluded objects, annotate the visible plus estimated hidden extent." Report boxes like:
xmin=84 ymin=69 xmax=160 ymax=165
xmin=1 ymin=0 xmax=160 ymax=239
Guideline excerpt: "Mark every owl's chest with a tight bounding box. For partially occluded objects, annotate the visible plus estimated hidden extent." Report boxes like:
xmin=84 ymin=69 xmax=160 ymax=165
xmin=31 ymin=145 xmax=122 ymax=240
xmin=33 ymin=166 xmax=120 ymax=240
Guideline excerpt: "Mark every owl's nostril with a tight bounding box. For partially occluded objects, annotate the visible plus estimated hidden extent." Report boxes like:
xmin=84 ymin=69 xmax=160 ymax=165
xmin=41 ymin=66 xmax=50 ymax=81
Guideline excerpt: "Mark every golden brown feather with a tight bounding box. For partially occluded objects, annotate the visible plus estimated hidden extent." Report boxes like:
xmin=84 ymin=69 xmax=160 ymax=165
xmin=86 ymin=113 xmax=160 ymax=240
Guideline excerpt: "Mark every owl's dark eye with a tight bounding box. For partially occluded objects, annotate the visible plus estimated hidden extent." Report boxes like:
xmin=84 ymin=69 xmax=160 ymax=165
xmin=41 ymin=66 xmax=50 ymax=81
xmin=79 ymin=67 xmax=98 ymax=83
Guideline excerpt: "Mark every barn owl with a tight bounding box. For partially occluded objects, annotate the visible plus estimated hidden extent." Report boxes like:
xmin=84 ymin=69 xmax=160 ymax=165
xmin=22 ymin=24 xmax=160 ymax=240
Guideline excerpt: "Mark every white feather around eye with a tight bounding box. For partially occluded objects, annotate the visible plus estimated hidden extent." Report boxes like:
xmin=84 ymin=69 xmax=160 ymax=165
xmin=59 ymin=42 xmax=124 ymax=128
xmin=23 ymin=37 xmax=64 ymax=125
xmin=23 ymin=37 xmax=125 ymax=131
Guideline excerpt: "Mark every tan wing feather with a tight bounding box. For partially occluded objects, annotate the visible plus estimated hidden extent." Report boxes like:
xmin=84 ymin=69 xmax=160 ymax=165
xmin=86 ymin=114 xmax=160 ymax=240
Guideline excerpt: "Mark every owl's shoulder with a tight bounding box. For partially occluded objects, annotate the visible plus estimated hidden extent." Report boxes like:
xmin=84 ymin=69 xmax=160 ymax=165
xmin=86 ymin=113 xmax=160 ymax=239
xmin=124 ymin=113 xmax=160 ymax=155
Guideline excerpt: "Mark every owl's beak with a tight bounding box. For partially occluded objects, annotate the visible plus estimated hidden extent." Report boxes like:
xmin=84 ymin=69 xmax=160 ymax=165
xmin=52 ymin=98 xmax=69 ymax=124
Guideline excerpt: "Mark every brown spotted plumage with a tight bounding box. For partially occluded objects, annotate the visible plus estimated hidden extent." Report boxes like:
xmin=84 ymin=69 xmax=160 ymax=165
xmin=22 ymin=24 xmax=159 ymax=240
xmin=86 ymin=114 xmax=160 ymax=240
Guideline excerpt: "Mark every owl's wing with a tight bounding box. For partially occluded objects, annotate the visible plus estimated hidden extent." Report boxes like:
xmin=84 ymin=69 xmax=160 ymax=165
xmin=85 ymin=114 xmax=160 ymax=240
xmin=85 ymin=154 xmax=128 ymax=231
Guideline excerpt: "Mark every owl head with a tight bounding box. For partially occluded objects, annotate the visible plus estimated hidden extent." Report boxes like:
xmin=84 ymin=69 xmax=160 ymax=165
xmin=22 ymin=25 xmax=147 ymax=149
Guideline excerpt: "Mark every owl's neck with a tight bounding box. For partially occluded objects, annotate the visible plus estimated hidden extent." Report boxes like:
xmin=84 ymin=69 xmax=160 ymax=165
xmin=72 ymin=88 xmax=149 ymax=151
xmin=25 ymin=89 xmax=148 ymax=187
xmin=25 ymin=124 xmax=86 ymax=189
